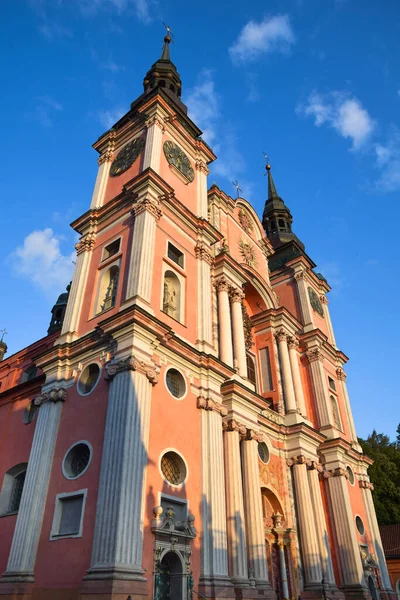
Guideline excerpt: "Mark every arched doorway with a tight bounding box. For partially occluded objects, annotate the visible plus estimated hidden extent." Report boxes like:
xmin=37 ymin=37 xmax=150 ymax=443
xmin=157 ymin=551 xmax=183 ymax=600
xmin=368 ymin=575 xmax=379 ymax=600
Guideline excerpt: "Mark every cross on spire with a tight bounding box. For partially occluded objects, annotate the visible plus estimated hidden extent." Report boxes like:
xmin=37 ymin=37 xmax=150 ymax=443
xmin=0 ymin=328 xmax=7 ymax=343
xmin=232 ymin=180 xmax=243 ymax=198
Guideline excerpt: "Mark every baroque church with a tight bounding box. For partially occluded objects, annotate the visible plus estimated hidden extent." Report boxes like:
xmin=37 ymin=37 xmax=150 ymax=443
xmin=0 ymin=32 xmax=394 ymax=600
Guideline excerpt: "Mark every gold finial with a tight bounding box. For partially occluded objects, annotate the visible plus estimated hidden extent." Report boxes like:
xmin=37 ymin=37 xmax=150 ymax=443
xmin=263 ymin=152 xmax=271 ymax=172
xmin=162 ymin=22 xmax=173 ymax=44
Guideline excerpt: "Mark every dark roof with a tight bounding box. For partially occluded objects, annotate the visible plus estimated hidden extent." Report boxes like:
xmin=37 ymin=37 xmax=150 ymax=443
xmin=379 ymin=524 xmax=400 ymax=557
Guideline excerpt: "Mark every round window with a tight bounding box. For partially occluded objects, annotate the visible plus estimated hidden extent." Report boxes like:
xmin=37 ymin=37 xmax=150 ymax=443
xmin=165 ymin=368 xmax=186 ymax=398
xmin=258 ymin=442 xmax=270 ymax=464
xmin=356 ymin=516 xmax=365 ymax=535
xmin=63 ymin=442 xmax=92 ymax=479
xmin=347 ymin=466 xmax=355 ymax=485
xmin=78 ymin=363 xmax=100 ymax=395
xmin=161 ymin=451 xmax=187 ymax=485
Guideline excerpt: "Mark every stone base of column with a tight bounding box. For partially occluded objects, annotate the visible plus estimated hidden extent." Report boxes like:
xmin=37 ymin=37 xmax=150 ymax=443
xmin=83 ymin=567 xmax=146 ymax=582
xmin=284 ymin=412 xmax=312 ymax=427
xmin=233 ymin=585 xmax=276 ymax=600
xmin=0 ymin=573 xmax=34 ymax=585
xmin=339 ymin=584 xmax=371 ymax=600
xmin=0 ymin=580 xmax=34 ymax=599
xmin=80 ymin=575 xmax=148 ymax=600
xmin=198 ymin=575 xmax=235 ymax=599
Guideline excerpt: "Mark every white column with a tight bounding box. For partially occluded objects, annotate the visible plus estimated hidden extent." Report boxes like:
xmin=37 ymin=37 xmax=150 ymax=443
xmin=126 ymin=198 xmax=161 ymax=308
xmin=321 ymin=296 xmax=337 ymax=347
xmin=90 ymin=156 xmax=112 ymax=209
xmin=143 ymin=116 xmax=163 ymax=172
xmin=336 ymin=367 xmax=361 ymax=449
xmin=307 ymin=463 xmax=336 ymax=586
xmin=288 ymin=456 xmax=323 ymax=588
xmin=278 ymin=542 xmax=289 ymax=599
xmin=294 ymin=271 xmax=313 ymax=330
xmin=287 ymin=337 xmax=307 ymax=416
xmin=87 ymin=357 xmax=156 ymax=579
xmin=3 ymin=388 xmax=66 ymax=581
xmin=361 ymin=480 xmax=393 ymax=592
xmin=276 ymin=330 xmax=297 ymax=413
xmin=306 ymin=347 xmax=333 ymax=429
xmin=223 ymin=421 xmax=249 ymax=587
xmin=230 ymin=289 xmax=247 ymax=379
xmin=198 ymin=398 xmax=231 ymax=591
xmin=195 ymin=243 xmax=214 ymax=353
xmin=59 ymin=234 xmax=95 ymax=340
xmin=216 ymin=278 xmax=233 ymax=367
xmin=241 ymin=432 xmax=270 ymax=588
xmin=196 ymin=160 xmax=209 ymax=218
xmin=325 ymin=469 xmax=366 ymax=588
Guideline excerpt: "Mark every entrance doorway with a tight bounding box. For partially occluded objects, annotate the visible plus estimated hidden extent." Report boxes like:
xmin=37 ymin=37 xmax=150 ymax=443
xmin=158 ymin=552 xmax=183 ymax=600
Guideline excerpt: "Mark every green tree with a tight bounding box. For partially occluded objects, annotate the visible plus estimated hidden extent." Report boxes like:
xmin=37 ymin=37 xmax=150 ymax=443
xmin=358 ymin=426 xmax=400 ymax=525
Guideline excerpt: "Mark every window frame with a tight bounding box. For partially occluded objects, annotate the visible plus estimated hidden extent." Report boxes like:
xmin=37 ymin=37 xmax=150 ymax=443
xmin=50 ymin=489 xmax=87 ymax=541
xmin=62 ymin=441 xmax=93 ymax=480
xmin=167 ymin=241 xmax=185 ymax=269
xmin=94 ymin=257 xmax=121 ymax=316
xmin=101 ymin=237 xmax=122 ymax=263
xmin=160 ymin=262 xmax=186 ymax=325
xmin=0 ymin=463 xmax=28 ymax=516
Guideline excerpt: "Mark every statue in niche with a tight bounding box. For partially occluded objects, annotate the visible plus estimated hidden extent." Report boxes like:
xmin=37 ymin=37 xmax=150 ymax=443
xmin=163 ymin=280 xmax=177 ymax=317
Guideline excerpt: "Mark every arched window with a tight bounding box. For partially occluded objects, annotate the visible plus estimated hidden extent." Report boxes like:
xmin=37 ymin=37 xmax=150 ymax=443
xmin=246 ymin=354 xmax=257 ymax=388
xmin=163 ymin=270 xmax=181 ymax=321
xmin=278 ymin=219 xmax=286 ymax=231
xmin=331 ymin=395 xmax=342 ymax=430
xmin=270 ymin=219 xmax=277 ymax=233
xmin=0 ymin=463 xmax=28 ymax=515
xmin=96 ymin=265 xmax=119 ymax=314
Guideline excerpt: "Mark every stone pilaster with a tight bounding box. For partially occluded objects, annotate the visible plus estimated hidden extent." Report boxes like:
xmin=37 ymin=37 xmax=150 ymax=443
xmin=230 ymin=288 xmax=247 ymax=379
xmin=306 ymin=461 xmax=336 ymax=587
xmin=287 ymin=337 xmax=307 ymax=416
xmin=90 ymin=146 xmax=113 ymax=209
xmin=86 ymin=356 xmax=157 ymax=583
xmin=126 ymin=197 xmax=162 ymax=309
xmin=195 ymin=242 xmax=214 ymax=353
xmin=287 ymin=455 xmax=323 ymax=589
xmin=196 ymin=159 xmax=209 ymax=219
xmin=276 ymin=330 xmax=297 ymax=413
xmin=241 ymin=430 xmax=271 ymax=589
xmin=2 ymin=387 xmax=66 ymax=582
xmin=59 ymin=232 xmax=96 ymax=341
xmin=320 ymin=295 xmax=337 ymax=348
xmin=223 ymin=420 xmax=249 ymax=588
xmin=359 ymin=479 xmax=393 ymax=593
xmin=293 ymin=270 xmax=313 ymax=331
xmin=336 ymin=368 xmax=361 ymax=450
xmin=306 ymin=347 xmax=334 ymax=433
xmin=143 ymin=115 xmax=164 ymax=172
xmin=215 ymin=278 xmax=233 ymax=367
xmin=325 ymin=468 xmax=366 ymax=592
xmin=198 ymin=397 xmax=232 ymax=594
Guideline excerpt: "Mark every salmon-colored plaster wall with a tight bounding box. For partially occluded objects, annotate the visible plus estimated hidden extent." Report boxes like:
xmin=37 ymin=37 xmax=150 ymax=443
xmin=274 ymin=279 xmax=302 ymax=323
xmin=159 ymin=137 xmax=198 ymax=213
xmin=102 ymin=136 xmax=145 ymax=206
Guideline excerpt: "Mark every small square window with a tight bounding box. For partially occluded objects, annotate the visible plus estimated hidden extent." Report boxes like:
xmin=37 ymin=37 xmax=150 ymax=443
xmin=328 ymin=376 xmax=336 ymax=391
xmin=102 ymin=239 xmax=120 ymax=261
xmin=167 ymin=243 xmax=184 ymax=268
xmin=51 ymin=490 xmax=86 ymax=540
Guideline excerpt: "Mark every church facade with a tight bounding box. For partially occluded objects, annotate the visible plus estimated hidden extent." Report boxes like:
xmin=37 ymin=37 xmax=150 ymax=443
xmin=0 ymin=34 xmax=394 ymax=600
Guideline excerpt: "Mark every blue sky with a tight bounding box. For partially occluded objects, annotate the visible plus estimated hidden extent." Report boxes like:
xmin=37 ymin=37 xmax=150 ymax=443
xmin=1 ymin=0 xmax=399 ymax=440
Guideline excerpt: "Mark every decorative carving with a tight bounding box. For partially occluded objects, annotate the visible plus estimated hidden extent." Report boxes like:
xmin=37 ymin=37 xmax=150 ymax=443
xmin=294 ymin=271 xmax=305 ymax=281
xmin=244 ymin=428 xmax=263 ymax=443
xmin=287 ymin=336 xmax=299 ymax=350
xmin=330 ymin=467 xmax=349 ymax=478
xmin=239 ymin=239 xmax=258 ymax=268
xmin=229 ymin=288 xmax=244 ymax=303
xmin=238 ymin=208 xmax=253 ymax=234
xmin=75 ymin=232 xmax=96 ymax=255
xmin=286 ymin=454 xmax=308 ymax=467
xmin=218 ymin=238 xmax=229 ymax=254
xmin=272 ymin=511 xmax=283 ymax=528
xmin=34 ymin=387 xmax=67 ymax=406
xmin=242 ymin=303 xmax=253 ymax=350
xmin=197 ymin=396 xmax=227 ymax=416
xmin=130 ymin=196 xmax=162 ymax=221
xmin=194 ymin=241 xmax=213 ymax=264
xmin=260 ymin=408 xmax=284 ymax=425
xmin=308 ymin=286 xmax=324 ymax=317
xmin=359 ymin=480 xmax=374 ymax=491
xmin=98 ymin=148 xmax=114 ymax=165
xmin=222 ymin=418 xmax=246 ymax=435
xmin=275 ymin=329 xmax=288 ymax=343
xmin=214 ymin=276 xmax=230 ymax=293
xmin=306 ymin=460 xmax=324 ymax=473
xmin=320 ymin=295 xmax=329 ymax=305
xmin=105 ymin=356 xmax=158 ymax=385
xmin=195 ymin=159 xmax=209 ymax=174
xmin=336 ymin=366 xmax=347 ymax=381
xmin=110 ymin=137 xmax=145 ymax=177
xmin=163 ymin=140 xmax=194 ymax=183
xmin=145 ymin=115 xmax=165 ymax=131
xmin=151 ymin=505 xmax=197 ymax=538
xmin=306 ymin=347 xmax=324 ymax=363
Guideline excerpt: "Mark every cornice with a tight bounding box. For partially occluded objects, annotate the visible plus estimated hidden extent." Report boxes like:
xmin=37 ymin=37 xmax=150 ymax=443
xmin=250 ymin=306 xmax=303 ymax=336
xmin=207 ymin=184 xmax=236 ymax=213
xmin=220 ymin=378 xmax=273 ymax=413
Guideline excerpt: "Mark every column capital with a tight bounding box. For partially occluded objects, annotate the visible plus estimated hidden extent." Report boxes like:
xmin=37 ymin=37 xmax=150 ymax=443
xmin=214 ymin=276 xmax=230 ymax=292
xmin=275 ymin=328 xmax=288 ymax=343
xmin=105 ymin=355 xmax=158 ymax=385
xmin=287 ymin=336 xmax=299 ymax=350
xmin=286 ymin=454 xmax=309 ymax=467
xmin=329 ymin=466 xmax=349 ymax=478
xmin=197 ymin=395 xmax=228 ymax=417
xmin=320 ymin=295 xmax=329 ymax=305
xmin=75 ymin=232 xmax=96 ymax=255
xmin=222 ymin=418 xmax=246 ymax=435
xmin=195 ymin=159 xmax=209 ymax=174
xmin=336 ymin=366 xmax=347 ymax=381
xmin=306 ymin=347 xmax=324 ymax=363
xmin=34 ymin=386 xmax=67 ymax=406
xmin=195 ymin=241 xmax=213 ymax=264
xmin=131 ymin=196 xmax=162 ymax=221
xmin=359 ymin=480 xmax=374 ymax=491
xmin=306 ymin=459 xmax=324 ymax=473
xmin=242 ymin=428 xmax=263 ymax=443
xmin=229 ymin=287 xmax=245 ymax=303
xmin=145 ymin=114 xmax=165 ymax=132
xmin=293 ymin=269 xmax=308 ymax=281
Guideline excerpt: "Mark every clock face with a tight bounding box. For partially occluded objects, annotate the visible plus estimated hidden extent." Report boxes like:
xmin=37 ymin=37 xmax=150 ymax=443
xmin=308 ymin=286 xmax=324 ymax=317
xmin=163 ymin=140 xmax=194 ymax=183
xmin=110 ymin=137 xmax=145 ymax=177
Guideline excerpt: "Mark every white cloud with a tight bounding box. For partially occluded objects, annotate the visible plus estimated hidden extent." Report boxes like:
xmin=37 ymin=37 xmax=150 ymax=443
xmin=186 ymin=69 xmax=220 ymax=146
xmin=298 ymin=91 xmax=375 ymax=150
xmin=29 ymin=95 xmax=63 ymax=127
xmin=374 ymin=127 xmax=400 ymax=192
xmin=10 ymin=229 xmax=75 ymax=295
xmin=229 ymin=15 xmax=295 ymax=65
xmin=101 ymin=60 xmax=125 ymax=72
xmin=97 ymin=105 xmax=126 ymax=129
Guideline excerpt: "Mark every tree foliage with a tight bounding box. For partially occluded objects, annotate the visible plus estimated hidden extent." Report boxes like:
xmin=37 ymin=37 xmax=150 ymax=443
xmin=358 ymin=426 xmax=400 ymax=525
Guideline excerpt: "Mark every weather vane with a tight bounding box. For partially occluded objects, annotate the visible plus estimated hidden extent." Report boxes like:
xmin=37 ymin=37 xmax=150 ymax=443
xmin=162 ymin=22 xmax=174 ymax=42
xmin=0 ymin=328 xmax=7 ymax=343
xmin=232 ymin=180 xmax=243 ymax=198
xmin=263 ymin=152 xmax=271 ymax=173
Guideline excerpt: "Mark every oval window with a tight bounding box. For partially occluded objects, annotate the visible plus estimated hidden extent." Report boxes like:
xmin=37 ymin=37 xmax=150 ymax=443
xmin=161 ymin=451 xmax=187 ymax=485
xmin=258 ymin=442 xmax=270 ymax=464
xmin=78 ymin=363 xmax=100 ymax=395
xmin=356 ymin=516 xmax=365 ymax=535
xmin=347 ymin=466 xmax=355 ymax=485
xmin=165 ymin=368 xmax=186 ymax=399
xmin=63 ymin=442 xmax=92 ymax=479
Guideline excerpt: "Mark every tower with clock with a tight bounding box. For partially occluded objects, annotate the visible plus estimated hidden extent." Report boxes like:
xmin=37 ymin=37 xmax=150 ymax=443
xmin=0 ymin=30 xmax=394 ymax=600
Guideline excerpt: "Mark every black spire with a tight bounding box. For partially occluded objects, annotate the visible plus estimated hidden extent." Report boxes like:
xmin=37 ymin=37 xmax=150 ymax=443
xmin=48 ymin=284 xmax=71 ymax=335
xmin=262 ymin=161 xmax=305 ymax=251
xmin=142 ymin=28 xmax=182 ymax=102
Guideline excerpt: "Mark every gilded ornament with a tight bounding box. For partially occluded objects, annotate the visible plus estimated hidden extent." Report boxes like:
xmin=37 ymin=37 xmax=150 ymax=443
xmin=238 ymin=208 xmax=253 ymax=234
xmin=238 ymin=239 xmax=258 ymax=268
xmin=110 ymin=137 xmax=145 ymax=177
xmin=163 ymin=140 xmax=194 ymax=183
xmin=308 ymin=286 xmax=324 ymax=317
